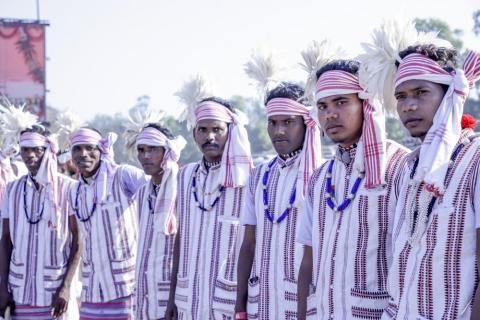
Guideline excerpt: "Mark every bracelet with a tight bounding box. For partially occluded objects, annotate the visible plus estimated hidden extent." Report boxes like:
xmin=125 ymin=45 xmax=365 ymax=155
xmin=235 ymin=311 xmax=248 ymax=319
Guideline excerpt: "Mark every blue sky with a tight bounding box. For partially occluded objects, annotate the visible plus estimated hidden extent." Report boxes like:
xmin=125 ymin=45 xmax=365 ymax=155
xmin=1 ymin=0 xmax=478 ymax=120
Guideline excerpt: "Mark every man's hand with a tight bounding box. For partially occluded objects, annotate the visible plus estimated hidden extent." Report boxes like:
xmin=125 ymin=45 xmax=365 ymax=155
xmin=51 ymin=286 xmax=69 ymax=318
xmin=164 ymin=298 xmax=177 ymax=320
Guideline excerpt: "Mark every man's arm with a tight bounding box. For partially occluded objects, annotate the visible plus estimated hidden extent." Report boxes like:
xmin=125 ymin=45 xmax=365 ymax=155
xmin=51 ymin=215 xmax=83 ymax=318
xmin=235 ymin=225 xmax=256 ymax=314
xmin=165 ymin=231 xmax=180 ymax=320
xmin=298 ymin=245 xmax=313 ymax=320
xmin=121 ymin=165 xmax=149 ymax=198
xmin=0 ymin=219 xmax=13 ymax=316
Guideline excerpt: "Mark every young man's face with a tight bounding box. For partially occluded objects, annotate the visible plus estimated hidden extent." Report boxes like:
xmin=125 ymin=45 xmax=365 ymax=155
xmin=193 ymin=119 xmax=229 ymax=163
xmin=71 ymin=144 xmax=102 ymax=178
xmin=395 ymin=79 xmax=445 ymax=141
xmin=317 ymin=93 xmax=363 ymax=147
xmin=137 ymin=144 xmax=165 ymax=177
xmin=20 ymin=146 xmax=45 ymax=176
xmin=267 ymin=114 xmax=306 ymax=156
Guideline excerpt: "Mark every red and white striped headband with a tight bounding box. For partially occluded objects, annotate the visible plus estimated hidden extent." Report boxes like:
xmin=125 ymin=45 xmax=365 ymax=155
xmin=395 ymin=53 xmax=453 ymax=89
xmin=266 ymin=98 xmax=310 ymax=118
xmin=69 ymin=128 xmax=103 ymax=147
xmin=136 ymin=127 xmax=169 ymax=147
xmin=19 ymin=132 xmax=50 ymax=148
xmin=315 ymin=70 xmax=363 ymax=100
xmin=195 ymin=101 xmax=234 ymax=124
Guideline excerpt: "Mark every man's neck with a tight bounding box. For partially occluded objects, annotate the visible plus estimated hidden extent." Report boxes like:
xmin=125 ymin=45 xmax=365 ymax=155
xmin=81 ymin=167 xmax=100 ymax=183
xmin=152 ymin=173 xmax=163 ymax=186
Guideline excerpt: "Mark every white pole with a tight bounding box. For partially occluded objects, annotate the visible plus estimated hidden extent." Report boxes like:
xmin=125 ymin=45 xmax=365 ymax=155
xmin=36 ymin=0 xmax=40 ymax=20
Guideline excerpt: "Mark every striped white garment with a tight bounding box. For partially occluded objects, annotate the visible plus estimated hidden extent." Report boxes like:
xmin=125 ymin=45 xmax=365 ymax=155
xmin=297 ymin=141 xmax=408 ymax=319
xmin=175 ymin=161 xmax=246 ymax=319
xmin=134 ymin=182 xmax=175 ymax=319
xmin=383 ymin=130 xmax=480 ymax=320
xmin=1 ymin=173 xmax=76 ymax=307
xmin=241 ymin=154 xmax=306 ymax=319
xmin=69 ymin=165 xmax=146 ymax=303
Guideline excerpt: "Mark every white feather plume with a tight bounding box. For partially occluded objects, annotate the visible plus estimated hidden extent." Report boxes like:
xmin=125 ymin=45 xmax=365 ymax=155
xmin=244 ymin=48 xmax=282 ymax=97
xmin=175 ymin=75 xmax=212 ymax=129
xmin=52 ymin=111 xmax=85 ymax=150
xmin=0 ymin=99 xmax=39 ymax=150
xmin=299 ymin=39 xmax=344 ymax=104
xmin=123 ymin=106 xmax=165 ymax=159
xmin=358 ymin=18 xmax=452 ymax=114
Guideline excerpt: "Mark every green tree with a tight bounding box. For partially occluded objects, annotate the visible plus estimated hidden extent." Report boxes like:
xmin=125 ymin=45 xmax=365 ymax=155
xmin=473 ymin=10 xmax=480 ymax=36
xmin=414 ymin=18 xmax=464 ymax=50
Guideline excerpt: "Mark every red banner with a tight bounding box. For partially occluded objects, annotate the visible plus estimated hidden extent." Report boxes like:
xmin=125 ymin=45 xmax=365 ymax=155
xmin=0 ymin=19 xmax=47 ymax=119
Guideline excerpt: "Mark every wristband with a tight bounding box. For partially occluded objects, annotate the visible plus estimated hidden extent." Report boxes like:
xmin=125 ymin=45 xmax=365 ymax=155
xmin=235 ymin=311 xmax=248 ymax=319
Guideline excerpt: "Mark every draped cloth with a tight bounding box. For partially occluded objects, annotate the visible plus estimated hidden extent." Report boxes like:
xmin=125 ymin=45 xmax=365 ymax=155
xmin=194 ymin=101 xmax=252 ymax=188
xmin=135 ymin=127 xmax=186 ymax=234
xmin=394 ymin=51 xmax=480 ymax=194
xmin=315 ymin=70 xmax=387 ymax=189
xmin=265 ymin=98 xmax=322 ymax=197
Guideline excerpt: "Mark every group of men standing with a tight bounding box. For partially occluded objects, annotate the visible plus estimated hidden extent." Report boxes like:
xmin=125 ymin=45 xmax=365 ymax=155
xmin=0 ymin=20 xmax=479 ymax=320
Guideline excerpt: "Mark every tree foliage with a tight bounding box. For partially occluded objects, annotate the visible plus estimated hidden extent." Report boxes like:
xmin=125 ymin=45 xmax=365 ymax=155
xmin=414 ymin=18 xmax=464 ymax=50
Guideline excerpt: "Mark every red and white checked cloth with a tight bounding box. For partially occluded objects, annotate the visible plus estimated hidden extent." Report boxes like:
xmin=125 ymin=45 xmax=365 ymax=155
xmin=315 ymin=70 xmax=387 ymax=189
xmin=195 ymin=101 xmax=253 ymax=188
xmin=266 ymin=97 xmax=323 ymax=197
xmin=69 ymin=128 xmax=118 ymax=202
xmin=135 ymin=127 xmax=186 ymax=234
xmin=395 ymin=51 xmax=480 ymax=194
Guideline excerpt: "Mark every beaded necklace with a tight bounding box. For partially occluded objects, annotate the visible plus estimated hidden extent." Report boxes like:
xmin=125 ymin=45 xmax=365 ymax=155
xmin=192 ymin=164 xmax=225 ymax=212
xmin=406 ymin=142 xmax=465 ymax=241
xmin=23 ymin=176 xmax=45 ymax=224
xmin=279 ymin=148 xmax=302 ymax=160
xmin=74 ymin=181 xmax=97 ymax=222
xmin=325 ymin=158 xmax=365 ymax=213
xmin=262 ymin=157 xmax=297 ymax=223
xmin=204 ymin=160 xmax=221 ymax=168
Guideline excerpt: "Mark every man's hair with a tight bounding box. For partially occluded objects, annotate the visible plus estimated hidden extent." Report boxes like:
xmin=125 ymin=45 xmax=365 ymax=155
xmin=144 ymin=123 xmax=175 ymax=140
xmin=265 ymin=82 xmax=308 ymax=105
xmin=315 ymin=59 xmax=360 ymax=80
xmin=199 ymin=96 xmax=234 ymax=111
xmin=20 ymin=123 xmax=51 ymax=136
xmin=396 ymin=44 xmax=458 ymax=72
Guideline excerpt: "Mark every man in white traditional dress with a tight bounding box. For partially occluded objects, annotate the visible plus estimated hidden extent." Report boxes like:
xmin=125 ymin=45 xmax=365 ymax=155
xmin=130 ymin=123 xmax=185 ymax=319
xmin=165 ymin=90 xmax=252 ymax=319
xmin=235 ymin=82 xmax=323 ymax=320
xmin=67 ymin=127 xmax=148 ymax=320
xmin=296 ymin=57 xmax=409 ymax=319
xmin=0 ymin=120 xmax=81 ymax=320
xmin=359 ymin=21 xmax=480 ymax=320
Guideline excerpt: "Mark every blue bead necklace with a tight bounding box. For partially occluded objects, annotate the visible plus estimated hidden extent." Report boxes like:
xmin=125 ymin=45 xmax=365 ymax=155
xmin=74 ymin=182 xmax=97 ymax=222
xmin=262 ymin=158 xmax=297 ymax=223
xmin=192 ymin=164 xmax=225 ymax=212
xmin=325 ymin=159 xmax=364 ymax=212
xmin=23 ymin=176 xmax=45 ymax=224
